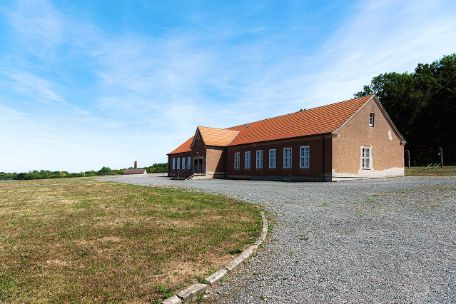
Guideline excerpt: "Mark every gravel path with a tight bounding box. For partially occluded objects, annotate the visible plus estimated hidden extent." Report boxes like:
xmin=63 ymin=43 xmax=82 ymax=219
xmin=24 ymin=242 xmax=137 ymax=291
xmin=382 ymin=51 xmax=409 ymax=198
xmin=100 ymin=175 xmax=456 ymax=303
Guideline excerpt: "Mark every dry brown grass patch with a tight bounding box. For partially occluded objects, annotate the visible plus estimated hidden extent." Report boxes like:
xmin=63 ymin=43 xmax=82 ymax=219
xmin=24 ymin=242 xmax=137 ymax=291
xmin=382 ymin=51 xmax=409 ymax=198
xmin=0 ymin=178 xmax=261 ymax=303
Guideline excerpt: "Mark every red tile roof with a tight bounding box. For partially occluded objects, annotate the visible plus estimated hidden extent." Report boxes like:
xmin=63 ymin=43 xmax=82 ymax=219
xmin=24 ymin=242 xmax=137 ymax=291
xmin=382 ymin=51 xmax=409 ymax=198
xmin=198 ymin=126 xmax=240 ymax=146
xmin=168 ymin=95 xmax=374 ymax=154
xmin=169 ymin=136 xmax=193 ymax=154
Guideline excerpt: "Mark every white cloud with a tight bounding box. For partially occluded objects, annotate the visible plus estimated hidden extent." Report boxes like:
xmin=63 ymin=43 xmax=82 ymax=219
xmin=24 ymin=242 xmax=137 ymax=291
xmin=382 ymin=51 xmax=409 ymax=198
xmin=2 ymin=70 xmax=64 ymax=103
xmin=3 ymin=0 xmax=63 ymax=56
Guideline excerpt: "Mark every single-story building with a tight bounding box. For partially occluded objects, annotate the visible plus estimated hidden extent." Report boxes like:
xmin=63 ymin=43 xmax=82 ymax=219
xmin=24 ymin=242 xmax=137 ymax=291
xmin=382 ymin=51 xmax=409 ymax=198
xmin=123 ymin=161 xmax=147 ymax=175
xmin=167 ymin=95 xmax=406 ymax=181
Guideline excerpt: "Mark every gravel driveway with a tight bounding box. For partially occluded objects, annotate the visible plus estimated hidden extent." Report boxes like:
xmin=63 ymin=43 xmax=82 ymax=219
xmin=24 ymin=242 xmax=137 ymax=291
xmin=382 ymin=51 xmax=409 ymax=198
xmin=100 ymin=175 xmax=456 ymax=303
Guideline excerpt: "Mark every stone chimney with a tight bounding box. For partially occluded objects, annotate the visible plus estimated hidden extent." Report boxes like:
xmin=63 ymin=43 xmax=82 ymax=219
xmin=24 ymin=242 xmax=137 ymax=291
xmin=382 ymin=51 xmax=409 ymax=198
xmin=134 ymin=161 xmax=137 ymax=169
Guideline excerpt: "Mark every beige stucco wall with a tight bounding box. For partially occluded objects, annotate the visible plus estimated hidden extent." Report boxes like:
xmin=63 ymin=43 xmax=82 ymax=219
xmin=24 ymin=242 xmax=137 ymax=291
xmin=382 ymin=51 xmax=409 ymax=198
xmin=205 ymin=147 xmax=226 ymax=177
xmin=332 ymin=97 xmax=405 ymax=178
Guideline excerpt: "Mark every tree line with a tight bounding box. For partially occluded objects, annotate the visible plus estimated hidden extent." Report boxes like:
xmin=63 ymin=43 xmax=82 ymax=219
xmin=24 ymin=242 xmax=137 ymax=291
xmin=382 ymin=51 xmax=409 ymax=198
xmin=355 ymin=54 xmax=455 ymax=149
xmin=0 ymin=163 xmax=168 ymax=180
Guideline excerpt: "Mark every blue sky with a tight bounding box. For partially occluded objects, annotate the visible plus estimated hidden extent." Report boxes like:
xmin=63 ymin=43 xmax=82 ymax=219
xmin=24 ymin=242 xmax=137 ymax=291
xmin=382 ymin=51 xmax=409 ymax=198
xmin=1 ymin=0 xmax=455 ymax=172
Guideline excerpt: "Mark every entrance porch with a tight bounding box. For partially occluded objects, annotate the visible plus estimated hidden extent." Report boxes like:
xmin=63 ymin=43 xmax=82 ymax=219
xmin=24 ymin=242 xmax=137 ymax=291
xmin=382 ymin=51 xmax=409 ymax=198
xmin=192 ymin=157 xmax=205 ymax=175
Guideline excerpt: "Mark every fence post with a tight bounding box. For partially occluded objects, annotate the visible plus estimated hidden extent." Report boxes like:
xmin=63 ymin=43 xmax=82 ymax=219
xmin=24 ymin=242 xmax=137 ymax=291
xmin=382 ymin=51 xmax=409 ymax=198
xmin=438 ymin=147 xmax=444 ymax=167
xmin=405 ymin=150 xmax=411 ymax=168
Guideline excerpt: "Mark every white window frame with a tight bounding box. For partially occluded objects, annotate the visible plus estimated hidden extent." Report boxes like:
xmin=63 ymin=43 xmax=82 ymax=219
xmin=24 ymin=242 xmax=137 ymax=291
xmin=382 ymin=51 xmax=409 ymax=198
xmin=299 ymin=146 xmax=310 ymax=168
xmin=172 ymin=158 xmax=176 ymax=170
xmin=245 ymin=151 xmax=251 ymax=169
xmin=283 ymin=148 xmax=292 ymax=169
xmin=234 ymin=152 xmax=240 ymax=170
xmin=176 ymin=157 xmax=180 ymax=169
xmin=369 ymin=113 xmax=375 ymax=127
xmin=187 ymin=157 xmax=191 ymax=169
xmin=269 ymin=149 xmax=276 ymax=169
xmin=362 ymin=147 xmax=371 ymax=170
xmin=181 ymin=157 xmax=186 ymax=169
xmin=256 ymin=150 xmax=263 ymax=169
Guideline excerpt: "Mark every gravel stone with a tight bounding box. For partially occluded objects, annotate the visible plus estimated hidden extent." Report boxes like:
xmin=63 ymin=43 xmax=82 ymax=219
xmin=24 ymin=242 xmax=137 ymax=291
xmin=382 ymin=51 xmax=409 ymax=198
xmin=100 ymin=174 xmax=456 ymax=303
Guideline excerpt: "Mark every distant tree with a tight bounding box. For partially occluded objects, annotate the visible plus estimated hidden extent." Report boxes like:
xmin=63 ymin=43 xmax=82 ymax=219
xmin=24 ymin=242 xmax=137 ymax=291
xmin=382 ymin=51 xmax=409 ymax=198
xmin=0 ymin=172 xmax=17 ymax=180
xmin=145 ymin=163 xmax=168 ymax=173
xmin=97 ymin=167 xmax=113 ymax=176
xmin=84 ymin=171 xmax=98 ymax=177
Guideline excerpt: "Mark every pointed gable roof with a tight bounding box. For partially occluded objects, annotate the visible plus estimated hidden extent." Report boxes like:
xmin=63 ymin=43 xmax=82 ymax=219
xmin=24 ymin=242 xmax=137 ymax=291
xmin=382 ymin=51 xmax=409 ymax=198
xmin=168 ymin=136 xmax=193 ymax=154
xmin=168 ymin=95 xmax=376 ymax=154
xmin=197 ymin=126 xmax=240 ymax=147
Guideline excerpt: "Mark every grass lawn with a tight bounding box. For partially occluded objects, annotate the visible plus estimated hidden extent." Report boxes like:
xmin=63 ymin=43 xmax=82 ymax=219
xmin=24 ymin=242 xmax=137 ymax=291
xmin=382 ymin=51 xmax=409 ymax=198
xmin=405 ymin=165 xmax=456 ymax=176
xmin=0 ymin=178 xmax=261 ymax=303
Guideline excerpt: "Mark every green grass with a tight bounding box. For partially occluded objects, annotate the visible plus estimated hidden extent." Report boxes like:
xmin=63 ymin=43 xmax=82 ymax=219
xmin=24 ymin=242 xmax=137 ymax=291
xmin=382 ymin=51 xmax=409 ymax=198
xmin=0 ymin=178 xmax=262 ymax=303
xmin=406 ymin=166 xmax=456 ymax=176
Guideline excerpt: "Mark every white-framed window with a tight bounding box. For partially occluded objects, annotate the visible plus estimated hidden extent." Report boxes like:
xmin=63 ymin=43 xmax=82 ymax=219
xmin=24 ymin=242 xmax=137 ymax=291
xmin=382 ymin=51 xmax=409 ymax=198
xmin=181 ymin=157 xmax=186 ymax=169
xmin=269 ymin=149 xmax=276 ymax=169
xmin=362 ymin=147 xmax=371 ymax=170
xmin=283 ymin=148 xmax=292 ymax=168
xmin=187 ymin=157 xmax=191 ymax=169
xmin=256 ymin=150 xmax=263 ymax=169
xmin=177 ymin=157 xmax=181 ymax=169
xmin=234 ymin=152 xmax=240 ymax=169
xmin=369 ymin=113 xmax=375 ymax=127
xmin=172 ymin=158 xmax=176 ymax=170
xmin=245 ymin=151 xmax=251 ymax=169
xmin=299 ymin=146 xmax=310 ymax=168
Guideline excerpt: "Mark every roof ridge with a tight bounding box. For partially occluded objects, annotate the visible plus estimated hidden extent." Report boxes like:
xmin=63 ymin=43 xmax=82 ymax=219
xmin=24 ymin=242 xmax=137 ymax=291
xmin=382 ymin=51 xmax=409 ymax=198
xmin=228 ymin=95 xmax=373 ymax=130
xmin=198 ymin=125 xmax=236 ymax=131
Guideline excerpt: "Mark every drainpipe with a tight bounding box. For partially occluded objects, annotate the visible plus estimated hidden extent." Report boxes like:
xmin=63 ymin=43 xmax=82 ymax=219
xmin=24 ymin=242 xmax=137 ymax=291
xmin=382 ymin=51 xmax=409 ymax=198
xmin=322 ymin=135 xmax=325 ymax=181
xmin=224 ymin=147 xmax=228 ymax=179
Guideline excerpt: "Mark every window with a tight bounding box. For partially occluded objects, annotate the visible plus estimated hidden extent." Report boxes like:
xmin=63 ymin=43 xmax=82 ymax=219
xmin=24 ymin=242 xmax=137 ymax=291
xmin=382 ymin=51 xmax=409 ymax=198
xmin=187 ymin=157 xmax=191 ymax=169
xmin=176 ymin=157 xmax=180 ymax=169
xmin=181 ymin=157 xmax=186 ymax=169
xmin=369 ymin=113 xmax=375 ymax=127
xmin=256 ymin=150 xmax=263 ymax=169
xmin=300 ymin=146 xmax=310 ymax=168
xmin=172 ymin=158 xmax=176 ymax=170
xmin=269 ymin=149 xmax=276 ymax=168
xmin=245 ymin=151 xmax=251 ymax=169
xmin=234 ymin=152 xmax=240 ymax=169
xmin=362 ymin=147 xmax=371 ymax=170
xmin=283 ymin=148 xmax=292 ymax=168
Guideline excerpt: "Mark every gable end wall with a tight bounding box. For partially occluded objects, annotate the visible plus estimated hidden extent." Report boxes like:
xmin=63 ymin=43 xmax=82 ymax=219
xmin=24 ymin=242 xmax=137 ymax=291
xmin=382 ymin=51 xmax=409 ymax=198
xmin=332 ymin=98 xmax=404 ymax=178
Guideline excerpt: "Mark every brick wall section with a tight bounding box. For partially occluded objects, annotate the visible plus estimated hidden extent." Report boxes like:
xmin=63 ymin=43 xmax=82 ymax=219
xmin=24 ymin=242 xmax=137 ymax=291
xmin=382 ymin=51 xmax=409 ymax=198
xmin=225 ymin=135 xmax=332 ymax=181
xmin=332 ymin=98 xmax=405 ymax=178
xmin=168 ymin=132 xmax=206 ymax=177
